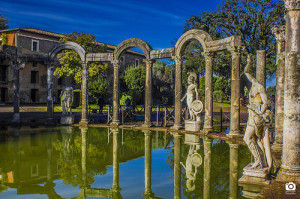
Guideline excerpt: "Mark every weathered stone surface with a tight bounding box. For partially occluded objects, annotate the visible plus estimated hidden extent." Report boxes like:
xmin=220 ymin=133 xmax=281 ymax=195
xmin=86 ymin=53 xmax=113 ymax=62
xmin=172 ymin=56 xmax=183 ymax=130
xmin=143 ymin=59 xmax=154 ymax=127
xmin=49 ymin=42 xmax=86 ymax=62
xmin=80 ymin=62 xmax=88 ymax=125
xmin=206 ymin=35 xmax=241 ymax=52
xmin=111 ymin=60 xmax=120 ymax=126
xmin=184 ymin=120 xmax=201 ymax=132
xmin=256 ymin=50 xmax=266 ymax=88
xmin=150 ymin=48 xmax=175 ymax=59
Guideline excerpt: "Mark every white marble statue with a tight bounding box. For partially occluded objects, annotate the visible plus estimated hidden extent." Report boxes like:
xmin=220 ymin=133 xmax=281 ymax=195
xmin=244 ymin=54 xmax=272 ymax=171
xmin=60 ymin=86 xmax=74 ymax=115
xmin=181 ymin=73 xmax=203 ymax=121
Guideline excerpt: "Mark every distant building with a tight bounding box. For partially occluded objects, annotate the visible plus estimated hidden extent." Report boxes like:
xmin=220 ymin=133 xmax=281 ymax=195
xmin=0 ymin=28 xmax=145 ymax=104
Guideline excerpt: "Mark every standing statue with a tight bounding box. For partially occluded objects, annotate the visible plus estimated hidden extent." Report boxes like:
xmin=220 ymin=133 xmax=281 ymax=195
xmin=181 ymin=73 xmax=203 ymax=121
xmin=60 ymin=87 xmax=74 ymax=115
xmin=243 ymin=54 xmax=272 ymax=171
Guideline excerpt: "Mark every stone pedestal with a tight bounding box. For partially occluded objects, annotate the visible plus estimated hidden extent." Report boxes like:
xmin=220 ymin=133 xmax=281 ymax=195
xmin=61 ymin=115 xmax=74 ymax=125
xmin=185 ymin=120 xmax=201 ymax=132
xmin=184 ymin=134 xmax=201 ymax=145
xmin=239 ymin=163 xmax=271 ymax=186
xmin=12 ymin=113 xmax=20 ymax=123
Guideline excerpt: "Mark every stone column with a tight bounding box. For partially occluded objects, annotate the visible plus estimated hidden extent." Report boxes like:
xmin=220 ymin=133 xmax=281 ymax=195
xmin=272 ymin=25 xmax=285 ymax=152
xmin=173 ymin=56 xmax=183 ymax=130
xmin=228 ymin=142 xmax=239 ymax=199
xmin=80 ymin=62 xmax=89 ymax=126
xmin=203 ymin=52 xmax=214 ymax=132
xmin=112 ymin=60 xmax=120 ymax=126
xmin=228 ymin=47 xmax=241 ymax=137
xmin=256 ymin=50 xmax=266 ymax=88
xmin=278 ymin=0 xmax=300 ymax=182
xmin=144 ymin=60 xmax=154 ymax=127
xmin=173 ymin=133 xmax=182 ymax=199
xmin=111 ymin=128 xmax=121 ymax=191
xmin=12 ymin=61 xmax=20 ymax=123
xmin=46 ymin=63 xmax=54 ymax=121
xmin=203 ymin=138 xmax=212 ymax=199
xmin=81 ymin=127 xmax=88 ymax=187
xmin=143 ymin=130 xmax=153 ymax=197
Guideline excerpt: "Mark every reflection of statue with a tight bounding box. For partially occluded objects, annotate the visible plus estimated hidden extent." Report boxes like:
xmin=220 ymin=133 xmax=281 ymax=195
xmin=243 ymin=55 xmax=272 ymax=170
xmin=60 ymin=87 xmax=74 ymax=115
xmin=181 ymin=73 xmax=203 ymax=121
xmin=181 ymin=144 xmax=202 ymax=191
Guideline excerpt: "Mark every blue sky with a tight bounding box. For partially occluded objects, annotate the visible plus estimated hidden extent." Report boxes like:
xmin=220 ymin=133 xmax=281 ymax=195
xmin=0 ymin=0 xmax=223 ymax=49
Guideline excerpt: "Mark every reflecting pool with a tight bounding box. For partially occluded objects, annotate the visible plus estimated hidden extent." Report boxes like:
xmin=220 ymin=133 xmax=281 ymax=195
xmin=0 ymin=127 xmax=251 ymax=199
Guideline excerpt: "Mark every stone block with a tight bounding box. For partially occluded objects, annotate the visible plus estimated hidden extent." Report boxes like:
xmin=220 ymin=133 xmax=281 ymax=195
xmin=61 ymin=115 xmax=74 ymax=125
xmin=184 ymin=134 xmax=201 ymax=145
xmin=185 ymin=120 xmax=201 ymax=132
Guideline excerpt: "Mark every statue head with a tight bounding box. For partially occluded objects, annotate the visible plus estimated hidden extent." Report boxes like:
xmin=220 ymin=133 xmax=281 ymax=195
xmin=187 ymin=72 xmax=197 ymax=84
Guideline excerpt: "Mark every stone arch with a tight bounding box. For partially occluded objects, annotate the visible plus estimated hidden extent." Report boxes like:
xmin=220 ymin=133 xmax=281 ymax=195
xmin=113 ymin=38 xmax=152 ymax=61
xmin=48 ymin=42 xmax=86 ymax=62
xmin=175 ymin=29 xmax=213 ymax=56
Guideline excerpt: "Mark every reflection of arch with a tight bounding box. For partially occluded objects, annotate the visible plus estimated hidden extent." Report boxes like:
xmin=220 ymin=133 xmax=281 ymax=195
xmin=114 ymin=38 xmax=152 ymax=60
xmin=175 ymin=29 xmax=213 ymax=56
xmin=49 ymin=42 xmax=86 ymax=62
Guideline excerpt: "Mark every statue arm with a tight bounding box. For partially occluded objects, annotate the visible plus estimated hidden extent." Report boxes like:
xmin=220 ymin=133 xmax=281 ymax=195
xmin=259 ymin=87 xmax=268 ymax=114
xmin=244 ymin=54 xmax=255 ymax=83
xmin=181 ymin=93 xmax=187 ymax=102
xmin=194 ymin=86 xmax=199 ymax=100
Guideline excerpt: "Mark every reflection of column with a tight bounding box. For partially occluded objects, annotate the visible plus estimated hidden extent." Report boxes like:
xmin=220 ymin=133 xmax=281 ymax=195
xmin=12 ymin=62 xmax=20 ymax=123
xmin=80 ymin=62 xmax=89 ymax=126
xmin=143 ymin=130 xmax=153 ymax=197
xmin=111 ymin=128 xmax=121 ymax=191
xmin=228 ymin=142 xmax=239 ymax=199
xmin=272 ymin=25 xmax=285 ymax=152
xmin=203 ymin=52 xmax=214 ymax=131
xmin=278 ymin=1 xmax=300 ymax=181
xmin=173 ymin=56 xmax=183 ymax=130
xmin=144 ymin=60 xmax=154 ymax=127
xmin=228 ymin=47 xmax=241 ymax=137
xmin=174 ymin=133 xmax=182 ymax=199
xmin=47 ymin=63 xmax=54 ymax=120
xmin=256 ymin=50 xmax=266 ymax=88
xmin=112 ymin=60 xmax=121 ymax=125
xmin=203 ymin=138 xmax=212 ymax=199
xmin=81 ymin=127 xmax=88 ymax=187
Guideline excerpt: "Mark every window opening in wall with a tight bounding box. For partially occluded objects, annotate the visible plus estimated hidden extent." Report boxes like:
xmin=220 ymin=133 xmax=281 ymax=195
xmin=121 ymin=56 xmax=125 ymax=65
xmin=31 ymin=89 xmax=38 ymax=103
xmin=0 ymin=66 xmax=7 ymax=82
xmin=135 ymin=59 xmax=139 ymax=66
xmin=32 ymin=40 xmax=39 ymax=52
xmin=0 ymin=88 xmax=8 ymax=103
xmin=31 ymin=71 xmax=39 ymax=84
xmin=32 ymin=62 xmax=37 ymax=67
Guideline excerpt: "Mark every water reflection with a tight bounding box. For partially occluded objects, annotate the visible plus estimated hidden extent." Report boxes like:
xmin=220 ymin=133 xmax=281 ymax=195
xmin=0 ymin=127 xmax=253 ymax=198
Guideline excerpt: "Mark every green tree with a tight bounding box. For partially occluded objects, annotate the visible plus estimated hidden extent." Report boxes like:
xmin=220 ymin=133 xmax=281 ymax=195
xmin=88 ymin=76 xmax=108 ymax=100
xmin=124 ymin=64 xmax=146 ymax=91
xmin=0 ymin=15 xmax=8 ymax=30
xmin=54 ymin=31 xmax=108 ymax=83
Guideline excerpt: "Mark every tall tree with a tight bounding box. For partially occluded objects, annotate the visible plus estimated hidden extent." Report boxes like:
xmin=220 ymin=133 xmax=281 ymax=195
xmin=0 ymin=15 xmax=8 ymax=30
xmin=183 ymin=0 xmax=284 ymax=79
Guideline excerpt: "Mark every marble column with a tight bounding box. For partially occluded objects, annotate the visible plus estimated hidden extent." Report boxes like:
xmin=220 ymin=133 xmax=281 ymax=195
xmin=12 ymin=61 xmax=20 ymax=123
xmin=228 ymin=142 xmax=239 ymax=199
xmin=173 ymin=56 xmax=183 ymax=130
xmin=203 ymin=52 xmax=214 ymax=132
xmin=81 ymin=127 xmax=88 ymax=187
xmin=143 ymin=130 xmax=153 ymax=197
xmin=144 ymin=60 xmax=154 ymax=127
xmin=173 ymin=133 xmax=182 ymax=199
xmin=272 ymin=25 xmax=285 ymax=152
xmin=80 ymin=62 xmax=89 ymax=126
xmin=111 ymin=128 xmax=121 ymax=191
xmin=278 ymin=0 xmax=300 ymax=181
xmin=256 ymin=50 xmax=266 ymax=88
xmin=46 ymin=63 xmax=54 ymax=121
xmin=112 ymin=60 xmax=120 ymax=126
xmin=203 ymin=138 xmax=212 ymax=199
xmin=228 ymin=47 xmax=241 ymax=137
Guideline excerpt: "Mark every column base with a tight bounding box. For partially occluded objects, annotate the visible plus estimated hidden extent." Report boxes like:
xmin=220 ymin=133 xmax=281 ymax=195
xmin=111 ymin=120 xmax=120 ymax=126
xmin=227 ymin=131 xmax=243 ymax=138
xmin=12 ymin=113 xmax=20 ymax=123
xmin=277 ymin=166 xmax=300 ymax=182
xmin=271 ymin=143 xmax=283 ymax=152
xmin=142 ymin=121 xmax=153 ymax=128
xmin=143 ymin=190 xmax=154 ymax=197
xmin=79 ymin=119 xmax=89 ymax=127
xmin=203 ymin=126 xmax=214 ymax=134
xmin=171 ymin=123 xmax=183 ymax=130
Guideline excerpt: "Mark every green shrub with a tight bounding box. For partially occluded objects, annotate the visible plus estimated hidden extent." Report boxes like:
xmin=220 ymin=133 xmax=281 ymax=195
xmin=120 ymin=94 xmax=133 ymax=106
xmin=213 ymin=90 xmax=224 ymax=103
xmin=1 ymin=33 xmax=8 ymax=45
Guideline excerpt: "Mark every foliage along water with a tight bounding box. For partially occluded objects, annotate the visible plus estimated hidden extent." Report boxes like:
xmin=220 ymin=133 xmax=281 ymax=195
xmin=0 ymin=126 xmax=251 ymax=199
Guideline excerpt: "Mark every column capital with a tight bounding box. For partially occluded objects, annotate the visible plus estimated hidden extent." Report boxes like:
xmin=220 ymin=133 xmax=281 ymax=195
xmin=143 ymin=59 xmax=155 ymax=66
xmin=272 ymin=25 xmax=286 ymax=42
xmin=202 ymin=51 xmax=215 ymax=61
xmin=228 ymin=46 xmax=242 ymax=56
xmin=284 ymin=0 xmax=300 ymax=10
xmin=112 ymin=59 xmax=121 ymax=68
xmin=172 ymin=55 xmax=183 ymax=64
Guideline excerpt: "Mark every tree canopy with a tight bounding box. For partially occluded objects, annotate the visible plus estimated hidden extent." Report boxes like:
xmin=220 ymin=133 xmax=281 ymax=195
xmin=0 ymin=14 xmax=8 ymax=30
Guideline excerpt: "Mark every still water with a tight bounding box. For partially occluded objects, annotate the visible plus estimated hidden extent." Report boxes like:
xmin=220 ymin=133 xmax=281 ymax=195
xmin=0 ymin=127 xmax=251 ymax=199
